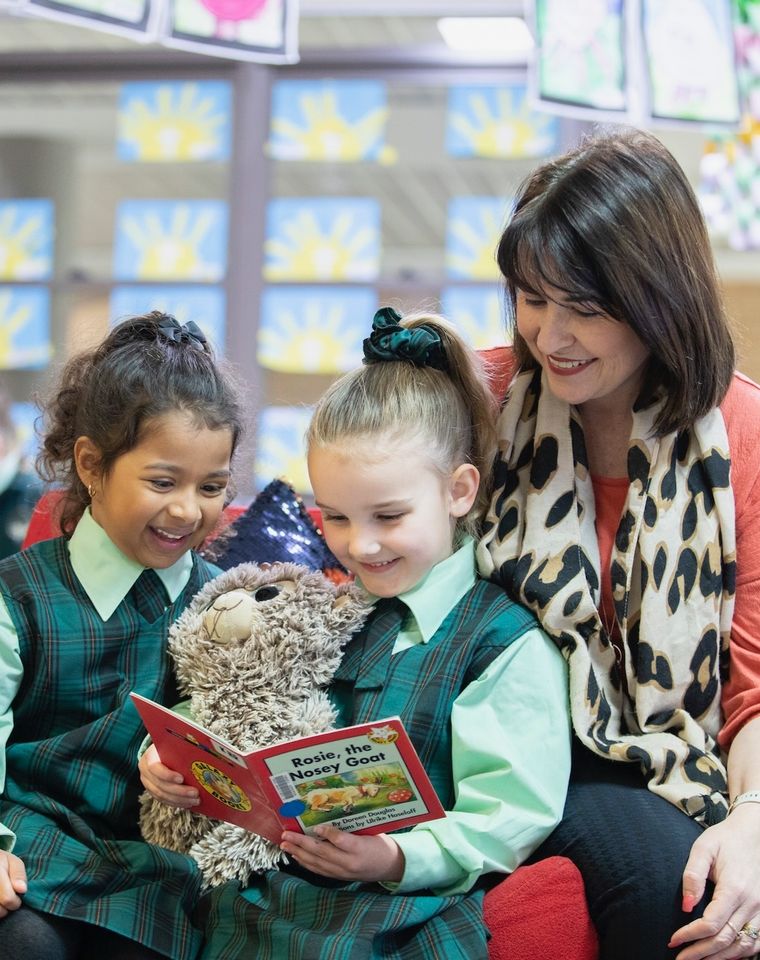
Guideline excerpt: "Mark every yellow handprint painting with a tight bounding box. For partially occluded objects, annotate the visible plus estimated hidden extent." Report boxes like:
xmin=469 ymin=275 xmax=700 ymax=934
xmin=0 ymin=287 xmax=51 ymax=370
xmin=118 ymin=80 xmax=232 ymax=162
xmin=446 ymin=85 xmax=559 ymax=159
xmin=257 ymin=286 xmax=375 ymax=373
xmin=265 ymin=199 xmax=380 ymax=282
xmin=0 ymin=201 xmax=54 ymax=281
xmin=114 ymin=200 xmax=228 ymax=281
xmin=255 ymin=406 xmax=312 ymax=495
xmin=446 ymin=197 xmax=511 ymax=280
xmin=440 ymin=285 xmax=510 ymax=350
xmin=269 ymin=79 xmax=394 ymax=163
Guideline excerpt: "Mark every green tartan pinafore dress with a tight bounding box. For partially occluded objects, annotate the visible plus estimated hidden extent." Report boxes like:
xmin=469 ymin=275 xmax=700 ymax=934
xmin=202 ymin=578 xmax=537 ymax=960
xmin=0 ymin=536 xmax=218 ymax=960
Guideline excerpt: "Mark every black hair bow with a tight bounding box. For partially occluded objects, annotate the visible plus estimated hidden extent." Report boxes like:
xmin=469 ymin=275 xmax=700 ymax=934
xmin=156 ymin=315 xmax=208 ymax=348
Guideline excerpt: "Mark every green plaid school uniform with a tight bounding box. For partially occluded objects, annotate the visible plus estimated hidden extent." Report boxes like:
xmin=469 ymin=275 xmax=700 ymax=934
xmin=0 ymin=535 xmax=218 ymax=960
xmin=202 ymin=578 xmax=537 ymax=960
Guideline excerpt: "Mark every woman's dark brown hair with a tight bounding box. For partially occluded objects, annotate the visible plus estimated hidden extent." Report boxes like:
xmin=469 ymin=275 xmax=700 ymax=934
xmin=497 ymin=127 xmax=736 ymax=435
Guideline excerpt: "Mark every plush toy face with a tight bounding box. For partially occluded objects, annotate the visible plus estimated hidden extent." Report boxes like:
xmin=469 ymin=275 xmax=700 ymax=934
xmin=201 ymin=580 xmax=299 ymax=645
xmin=168 ymin=560 xmax=370 ymax=698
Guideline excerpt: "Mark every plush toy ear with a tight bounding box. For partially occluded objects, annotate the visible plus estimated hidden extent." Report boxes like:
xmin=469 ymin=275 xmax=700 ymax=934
xmin=328 ymin=583 xmax=371 ymax=634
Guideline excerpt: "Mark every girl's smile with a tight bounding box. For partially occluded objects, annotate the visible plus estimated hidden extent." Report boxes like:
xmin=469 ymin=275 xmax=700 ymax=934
xmin=308 ymin=438 xmax=477 ymax=598
xmin=80 ymin=410 xmax=233 ymax=569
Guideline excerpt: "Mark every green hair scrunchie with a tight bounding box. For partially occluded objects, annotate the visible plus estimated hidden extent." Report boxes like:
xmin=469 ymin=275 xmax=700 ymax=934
xmin=362 ymin=307 xmax=448 ymax=371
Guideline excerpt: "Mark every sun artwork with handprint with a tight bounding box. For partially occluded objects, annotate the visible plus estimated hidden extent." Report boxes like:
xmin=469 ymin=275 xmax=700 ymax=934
xmin=118 ymin=82 xmax=230 ymax=162
xmin=269 ymin=82 xmax=394 ymax=163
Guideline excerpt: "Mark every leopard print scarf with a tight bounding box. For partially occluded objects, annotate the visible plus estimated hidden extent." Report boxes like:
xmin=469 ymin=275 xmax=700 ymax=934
xmin=477 ymin=368 xmax=736 ymax=825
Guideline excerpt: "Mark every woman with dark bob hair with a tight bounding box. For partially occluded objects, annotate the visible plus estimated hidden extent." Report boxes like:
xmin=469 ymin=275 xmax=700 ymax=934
xmin=478 ymin=127 xmax=760 ymax=960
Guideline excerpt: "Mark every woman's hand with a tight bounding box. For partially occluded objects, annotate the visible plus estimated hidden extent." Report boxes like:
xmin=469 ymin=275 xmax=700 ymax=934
xmin=0 ymin=850 xmax=26 ymax=918
xmin=280 ymin=825 xmax=405 ymax=884
xmin=668 ymin=804 xmax=760 ymax=959
xmin=138 ymin=743 xmax=199 ymax=809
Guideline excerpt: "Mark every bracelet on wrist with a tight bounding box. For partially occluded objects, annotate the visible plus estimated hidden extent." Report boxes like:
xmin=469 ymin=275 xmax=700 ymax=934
xmin=728 ymin=791 xmax=760 ymax=815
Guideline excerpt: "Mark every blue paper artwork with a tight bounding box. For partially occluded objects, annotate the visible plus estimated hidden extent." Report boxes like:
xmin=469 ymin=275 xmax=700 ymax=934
xmin=113 ymin=199 xmax=228 ymax=281
xmin=258 ymin=286 xmax=376 ymax=373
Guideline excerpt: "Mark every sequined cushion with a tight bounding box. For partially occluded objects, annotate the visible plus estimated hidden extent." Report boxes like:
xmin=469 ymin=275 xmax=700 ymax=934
xmin=208 ymin=478 xmax=346 ymax=579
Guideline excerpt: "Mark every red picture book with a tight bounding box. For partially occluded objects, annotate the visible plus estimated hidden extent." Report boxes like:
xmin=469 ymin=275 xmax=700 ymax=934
xmin=131 ymin=692 xmax=445 ymax=845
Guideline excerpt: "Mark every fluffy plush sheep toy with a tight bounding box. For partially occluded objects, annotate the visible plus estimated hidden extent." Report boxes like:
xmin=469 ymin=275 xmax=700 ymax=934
xmin=138 ymin=560 xmax=369 ymax=888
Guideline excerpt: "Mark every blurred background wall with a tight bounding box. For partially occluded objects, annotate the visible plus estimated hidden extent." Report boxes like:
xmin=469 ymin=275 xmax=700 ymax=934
xmin=0 ymin=0 xmax=757 ymax=500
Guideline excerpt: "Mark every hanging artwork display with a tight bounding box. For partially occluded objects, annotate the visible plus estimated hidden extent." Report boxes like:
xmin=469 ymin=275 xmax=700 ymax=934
xmin=697 ymin=3 xmax=760 ymax=249
xmin=268 ymin=79 xmax=393 ymax=163
xmin=109 ymin=285 xmax=226 ymax=350
xmin=642 ymin=0 xmax=739 ymax=124
xmin=18 ymin=0 xmax=161 ymax=42
xmin=0 ymin=200 xmax=54 ymax=281
xmin=264 ymin=198 xmax=381 ymax=282
xmin=117 ymin=80 xmax=233 ymax=163
xmin=532 ymin=0 xmax=628 ymax=116
xmin=258 ymin=285 xmax=376 ymax=373
xmin=0 ymin=286 xmax=51 ymax=370
xmin=446 ymin=84 xmax=559 ymax=159
xmin=255 ymin=406 xmax=312 ymax=494
xmin=113 ymin=199 xmax=228 ymax=281
xmin=162 ymin=0 xmax=298 ymax=63
xmin=440 ymin=286 xmax=508 ymax=349
xmin=445 ymin=197 xmax=510 ymax=280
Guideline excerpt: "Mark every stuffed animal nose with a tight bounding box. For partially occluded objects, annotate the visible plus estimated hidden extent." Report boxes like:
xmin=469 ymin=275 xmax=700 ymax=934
xmin=202 ymin=590 xmax=257 ymax=644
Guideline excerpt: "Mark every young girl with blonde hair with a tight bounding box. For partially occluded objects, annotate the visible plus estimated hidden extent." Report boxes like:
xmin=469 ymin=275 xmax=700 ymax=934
xmin=144 ymin=306 xmax=571 ymax=960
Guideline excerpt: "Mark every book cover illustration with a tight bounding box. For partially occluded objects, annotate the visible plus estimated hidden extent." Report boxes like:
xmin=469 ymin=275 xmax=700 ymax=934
xmin=131 ymin=693 xmax=445 ymax=845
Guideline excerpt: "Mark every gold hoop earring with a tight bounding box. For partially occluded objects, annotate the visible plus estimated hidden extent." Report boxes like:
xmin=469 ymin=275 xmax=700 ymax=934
xmin=87 ymin=483 xmax=94 ymax=499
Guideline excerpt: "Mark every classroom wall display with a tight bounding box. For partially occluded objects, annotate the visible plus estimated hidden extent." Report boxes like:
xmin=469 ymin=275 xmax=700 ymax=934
xmin=440 ymin=285 xmax=509 ymax=350
xmin=531 ymin=0 xmax=628 ymax=116
xmin=18 ymin=0 xmax=161 ymax=41
xmin=696 ymin=4 xmax=760 ymax=248
xmin=113 ymin=199 xmax=228 ymax=281
xmin=10 ymin=401 xmax=40 ymax=462
xmin=445 ymin=197 xmax=510 ymax=280
xmin=258 ymin=286 xmax=376 ymax=373
xmin=268 ymin=79 xmax=394 ymax=163
xmin=642 ymin=0 xmax=739 ymax=125
xmin=109 ymin=285 xmax=226 ymax=350
xmin=254 ymin=406 xmax=312 ymax=494
xmin=0 ymin=200 xmax=54 ymax=281
xmin=162 ymin=0 xmax=298 ymax=63
xmin=117 ymin=80 xmax=233 ymax=163
xmin=0 ymin=286 xmax=51 ymax=370
xmin=264 ymin=198 xmax=381 ymax=282
xmin=446 ymin=84 xmax=559 ymax=159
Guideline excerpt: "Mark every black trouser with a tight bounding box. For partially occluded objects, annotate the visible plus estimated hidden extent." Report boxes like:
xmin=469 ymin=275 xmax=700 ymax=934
xmin=0 ymin=905 xmax=166 ymax=960
xmin=529 ymin=740 xmax=712 ymax=960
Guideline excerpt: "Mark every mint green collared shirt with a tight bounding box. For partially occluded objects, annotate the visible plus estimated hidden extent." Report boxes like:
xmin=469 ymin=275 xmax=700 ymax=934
xmin=0 ymin=509 xmax=194 ymax=851
xmin=359 ymin=539 xmax=572 ymax=896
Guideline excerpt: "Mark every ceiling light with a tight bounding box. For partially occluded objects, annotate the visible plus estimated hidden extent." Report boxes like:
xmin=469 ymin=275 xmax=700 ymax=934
xmin=437 ymin=17 xmax=534 ymax=57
